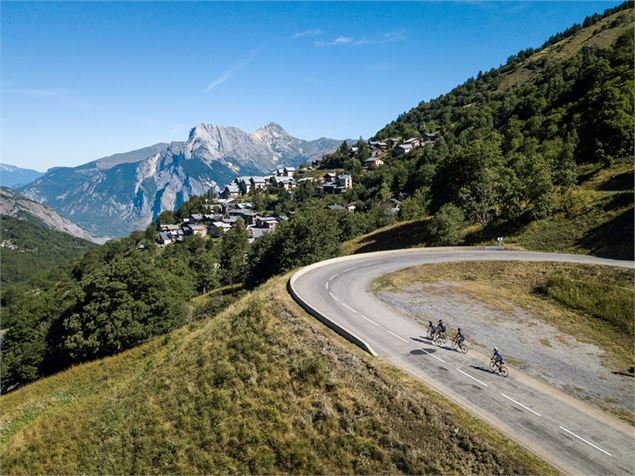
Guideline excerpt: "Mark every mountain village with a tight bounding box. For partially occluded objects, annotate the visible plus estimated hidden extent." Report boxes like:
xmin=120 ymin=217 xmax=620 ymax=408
xmin=155 ymin=134 xmax=434 ymax=247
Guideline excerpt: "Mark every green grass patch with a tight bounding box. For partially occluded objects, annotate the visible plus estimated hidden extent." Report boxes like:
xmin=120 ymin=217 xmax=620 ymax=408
xmin=0 ymin=274 xmax=554 ymax=475
xmin=540 ymin=275 xmax=634 ymax=337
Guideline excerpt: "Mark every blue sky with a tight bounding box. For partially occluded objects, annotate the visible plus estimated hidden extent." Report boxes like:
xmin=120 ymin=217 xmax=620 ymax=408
xmin=1 ymin=1 xmax=621 ymax=171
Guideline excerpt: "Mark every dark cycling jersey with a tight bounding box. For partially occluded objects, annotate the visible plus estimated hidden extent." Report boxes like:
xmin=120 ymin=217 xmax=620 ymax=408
xmin=456 ymin=331 xmax=465 ymax=342
xmin=493 ymin=351 xmax=503 ymax=363
xmin=438 ymin=323 xmax=446 ymax=333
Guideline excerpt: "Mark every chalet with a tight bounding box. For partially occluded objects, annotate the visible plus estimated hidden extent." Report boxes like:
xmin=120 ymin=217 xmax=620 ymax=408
xmin=220 ymin=184 xmax=240 ymax=199
xmin=185 ymin=224 xmax=208 ymax=237
xmin=250 ymin=176 xmax=269 ymax=191
xmin=256 ymin=216 xmax=278 ymax=229
xmin=364 ymin=157 xmax=384 ymax=168
xmin=283 ymin=166 xmax=296 ymax=177
xmin=159 ymin=224 xmax=180 ymax=232
xmin=337 ymin=174 xmax=353 ymax=190
xmin=403 ymin=137 xmax=422 ymax=148
xmin=423 ymin=131 xmax=439 ymax=142
xmin=271 ymin=176 xmax=296 ymax=190
xmin=395 ymin=143 xmax=414 ymax=156
xmin=369 ymin=140 xmax=388 ymax=151
xmin=190 ymin=213 xmax=204 ymax=222
xmin=229 ymin=209 xmax=257 ymax=225
xmin=158 ymin=232 xmax=174 ymax=246
xmin=210 ymin=221 xmax=232 ymax=234
xmin=388 ymin=137 xmax=402 ymax=147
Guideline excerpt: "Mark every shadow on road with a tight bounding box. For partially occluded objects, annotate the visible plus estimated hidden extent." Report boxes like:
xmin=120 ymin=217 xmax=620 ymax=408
xmin=410 ymin=347 xmax=440 ymax=355
xmin=470 ymin=364 xmax=492 ymax=374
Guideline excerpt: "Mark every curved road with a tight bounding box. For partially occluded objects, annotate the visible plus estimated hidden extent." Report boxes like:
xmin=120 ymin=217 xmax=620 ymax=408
xmin=290 ymin=248 xmax=635 ymax=475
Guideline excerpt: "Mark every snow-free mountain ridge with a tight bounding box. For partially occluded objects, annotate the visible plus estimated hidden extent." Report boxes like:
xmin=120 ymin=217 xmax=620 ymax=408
xmin=0 ymin=187 xmax=96 ymax=242
xmin=20 ymin=123 xmax=346 ymax=239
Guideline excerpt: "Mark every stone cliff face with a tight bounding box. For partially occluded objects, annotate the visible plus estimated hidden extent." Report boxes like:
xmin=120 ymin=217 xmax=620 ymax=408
xmin=20 ymin=123 xmax=344 ymax=239
xmin=0 ymin=187 xmax=95 ymax=242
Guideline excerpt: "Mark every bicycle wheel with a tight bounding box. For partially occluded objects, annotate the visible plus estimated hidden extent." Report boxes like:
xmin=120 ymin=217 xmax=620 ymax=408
xmin=499 ymin=365 xmax=509 ymax=377
xmin=489 ymin=360 xmax=497 ymax=372
xmin=459 ymin=342 xmax=468 ymax=354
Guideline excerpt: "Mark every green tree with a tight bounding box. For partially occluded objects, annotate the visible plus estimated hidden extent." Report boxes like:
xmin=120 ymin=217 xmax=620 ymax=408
xmin=427 ymin=204 xmax=466 ymax=246
xmin=219 ymin=219 xmax=249 ymax=286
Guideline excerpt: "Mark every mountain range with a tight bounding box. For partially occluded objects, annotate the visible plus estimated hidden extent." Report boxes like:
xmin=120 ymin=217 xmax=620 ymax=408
xmin=0 ymin=187 xmax=95 ymax=242
xmin=0 ymin=163 xmax=44 ymax=188
xmin=20 ymin=123 xmax=346 ymax=239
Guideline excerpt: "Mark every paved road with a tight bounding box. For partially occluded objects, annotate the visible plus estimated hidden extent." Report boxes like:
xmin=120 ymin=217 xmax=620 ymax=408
xmin=290 ymin=248 xmax=635 ymax=475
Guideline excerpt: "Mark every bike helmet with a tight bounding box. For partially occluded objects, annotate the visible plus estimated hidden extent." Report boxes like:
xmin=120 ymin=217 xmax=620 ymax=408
xmin=458 ymin=328 xmax=461 ymax=331
xmin=493 ymin=347 xmax=498 ymax=351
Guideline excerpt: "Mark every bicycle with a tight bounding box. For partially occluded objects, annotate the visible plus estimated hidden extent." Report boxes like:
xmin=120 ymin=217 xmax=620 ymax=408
xmin=433 ymin=332 xmax=447 ymax=346
xmin=452 ymin=338 xmax=468 ymax=354
xmin=489 ymin=358 xmax=509 ymax=377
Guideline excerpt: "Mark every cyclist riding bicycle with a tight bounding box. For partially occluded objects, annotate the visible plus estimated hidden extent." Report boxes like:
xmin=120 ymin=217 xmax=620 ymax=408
xmin=454 ymin=328 xmax=465 ymax=344
xmin=492 ymin=347 xmax=504 ymax=370
xmin=436 ymin=319 xmax=447 ymax=338
xmin=427 ymin=320 xmax=436 ymax=337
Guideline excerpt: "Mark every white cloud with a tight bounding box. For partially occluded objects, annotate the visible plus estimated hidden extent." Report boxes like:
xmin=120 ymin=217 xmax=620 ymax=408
xmin=314 ymin=31 xmax=405 ymax=48
xmin=203 ymin=46 xmax=263 ymax=93
xmin=290 ymin=29 xmax=322 ymax=39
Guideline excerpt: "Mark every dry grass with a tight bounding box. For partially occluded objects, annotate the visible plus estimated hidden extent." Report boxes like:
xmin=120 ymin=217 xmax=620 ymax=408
xmin=0 ymin=274 xmax=555 ymax=475
xmin=375 ymin=261 xmax=634 ymax=371
xmin=497 ymin=10 xmax=634 ymax=91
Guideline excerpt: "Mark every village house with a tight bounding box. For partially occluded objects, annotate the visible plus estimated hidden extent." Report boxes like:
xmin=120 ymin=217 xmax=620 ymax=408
xmin=220 ymin=184 xmax=240 ymax=199
xmin=159 ymin=224 xmax=180 ymax=232
xmin=369 ymin=140 xmax=388 ymax=152
xmin=185 ymin=224 xmax=208 ymax=237
xmin=271 ymin=175 xmax=296 ymax=190
xmin=364 ymin=157 xmax=384 ymax=169
xmin=210 ymin=221 xmax=232 ymax=234
xmin=321 ymin=173 xmax=353 ymax=194
xmin=255 ymin=216 xmax=278 ymax=229
xmin=229 ymin=208 xmax=257 ymax=225
xmin=249 ymin=176 xmax=269 ymax=191
xmin=423 ymin=131 xmax=439 ymax=142
xmin=190 ymin=213 xmax=204 ymax=222
xmin=403 ymin=137 xmax=422 ymax=148
xmin=158 ymin=231 xmax=174 ymax=246
xmin=395 ymin=143 xmax=414 ymax=156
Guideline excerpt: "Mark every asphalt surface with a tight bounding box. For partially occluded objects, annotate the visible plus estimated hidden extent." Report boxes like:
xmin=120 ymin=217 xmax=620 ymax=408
xmin=290 ymin=248 xmax=635 ymax=475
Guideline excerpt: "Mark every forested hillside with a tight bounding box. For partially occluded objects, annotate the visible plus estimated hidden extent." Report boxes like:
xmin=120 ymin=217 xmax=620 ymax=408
xmin=373 ymin=4 xmax=633 ymax=227
xmin=0 ymin=216 xmax=95 ymax=286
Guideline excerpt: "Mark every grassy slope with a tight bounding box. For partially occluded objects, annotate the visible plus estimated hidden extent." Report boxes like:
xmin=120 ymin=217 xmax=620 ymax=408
xmin=0 ymin=215 xmax=95 ymax=285
xmin=498 ymin=9 xmax=634 ymax=90
xmin=0 ymin=275 xmax=554 ymax=475
xmin=343 ymin=161 xmax=634 ymax=258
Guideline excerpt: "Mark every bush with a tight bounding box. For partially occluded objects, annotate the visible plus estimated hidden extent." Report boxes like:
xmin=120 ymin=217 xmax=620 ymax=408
xmin=427 ymin=204 xmax=466 ymax=246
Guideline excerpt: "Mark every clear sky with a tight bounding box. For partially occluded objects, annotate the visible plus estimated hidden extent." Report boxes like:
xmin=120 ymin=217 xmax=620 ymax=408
xmin=1 ymin=1 xmax=621 ymax=171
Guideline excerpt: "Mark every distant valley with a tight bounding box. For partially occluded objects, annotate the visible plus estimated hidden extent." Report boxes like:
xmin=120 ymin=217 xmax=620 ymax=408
xmin=0 ymin=163 xmax=44 ymax=188
xmin=19 ymin=123 xmax=346 ymax=239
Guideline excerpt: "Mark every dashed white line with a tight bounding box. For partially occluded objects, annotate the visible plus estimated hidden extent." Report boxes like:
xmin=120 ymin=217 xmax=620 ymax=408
xmin=359 ymin=313 xmax=380 ymax=327
xmin=328 ymin=291 xmax=339 ymax=301
xmin=456 ymin=367 xmax=488 ymax=387
xmin=420 ymin=347 xmax=446 ymax=363
xmin=501 ymin=393 xmax=542 ymax=417
xmin=386 ymin=330 xmax=408 ymax=342
xmin=559 ymin=426 xmax=612 ymax=457
xmin=325 ymin=281 xmax=329 ymax=290
xmin=341 ymin=303 xmax=357 ymax=313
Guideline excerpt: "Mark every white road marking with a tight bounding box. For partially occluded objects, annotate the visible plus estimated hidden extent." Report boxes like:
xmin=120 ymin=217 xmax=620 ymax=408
xmin=501 ymin=393 xmax=542 ymax=417
xmin=386 ymin=330 xmax=408 ymax=342
xmin=328 ymin=291 xmax=339 ymax=301
xmin=341 ymin=303 xmax=357 ymax=313
xmin=559 ymin=426 xmax=612 ymax=457
xmin=456 ymin=367 xmax=488 ymax=387
xmin=358 ymin=313 xmax=380 ymax=327
xmin=325 ymin=281 xmax=329 ymax=290
xmin=329 ymin=273 xmax=339 ymax=280
xmin=420 ymin=347 xmax=446 ymax=363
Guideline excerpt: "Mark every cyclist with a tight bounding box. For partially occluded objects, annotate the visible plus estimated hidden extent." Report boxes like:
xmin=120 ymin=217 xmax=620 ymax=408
xmin=453 ymin=328 xmax=465 ymax=345
xmin=436 ymin=319 xmax=447 ymax=339
xmin=492 ymin=347 xmax=504 ymax=371
xmin=427 ymin=320 xmax=436 ymax=339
